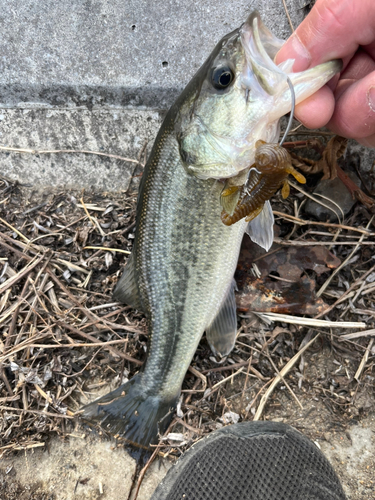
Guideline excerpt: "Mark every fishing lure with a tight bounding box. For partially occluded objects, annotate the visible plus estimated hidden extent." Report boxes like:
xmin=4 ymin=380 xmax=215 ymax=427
xmin=221 ymin=140 xmax=306 ymax=226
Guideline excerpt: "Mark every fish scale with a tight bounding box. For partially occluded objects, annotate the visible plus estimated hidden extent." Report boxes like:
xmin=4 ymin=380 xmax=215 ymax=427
xmin=137 ymin=131 xmax=247 ymax=393
xmin=81 ymin=11 xmax=341 ymax=448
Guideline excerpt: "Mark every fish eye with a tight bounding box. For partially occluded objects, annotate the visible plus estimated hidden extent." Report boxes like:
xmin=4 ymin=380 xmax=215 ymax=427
xmin=211 ymin=66 xmax=234 ymax=90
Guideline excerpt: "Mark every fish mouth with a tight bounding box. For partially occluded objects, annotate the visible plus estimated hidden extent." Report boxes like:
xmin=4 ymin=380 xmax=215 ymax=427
xmin=184 ymin=12 xmax=342 ymax=181
xmin=239 ymin=10 xmax=342 ymax=116
xmin=240 ymin=11 xmax=287 ymax=97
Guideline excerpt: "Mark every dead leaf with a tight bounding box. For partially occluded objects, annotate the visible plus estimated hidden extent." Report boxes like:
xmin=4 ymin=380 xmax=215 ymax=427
xmin=319 ymin=135 xmax=348 ymax=180
xmin=256 ymin=246 xmax=341 ymax=281
xmin=235 ymin=240 xmax=340 ymax=316
xmin=236 ymin=275 xmax=327 ymax=315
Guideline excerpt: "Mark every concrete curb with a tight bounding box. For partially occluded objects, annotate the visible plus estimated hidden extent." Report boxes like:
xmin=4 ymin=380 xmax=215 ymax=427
xmin=0 ymin=0 xmax=307 ymax=190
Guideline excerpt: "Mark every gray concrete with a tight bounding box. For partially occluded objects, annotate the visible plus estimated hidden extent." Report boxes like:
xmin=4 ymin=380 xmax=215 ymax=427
xmin=0 ymin=107 xmax=162 ymax=191
xmin=1 ymin=0 xmax=371 ymax=191
xmin=0 ymin=0 xmax=305 ymax=109
xmin=0 ymin=0 xmax=309 ymax=189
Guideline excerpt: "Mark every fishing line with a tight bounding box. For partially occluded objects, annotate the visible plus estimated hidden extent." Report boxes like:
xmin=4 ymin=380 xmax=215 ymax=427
xmin=279 ymin=76 xmax=295 ymax=147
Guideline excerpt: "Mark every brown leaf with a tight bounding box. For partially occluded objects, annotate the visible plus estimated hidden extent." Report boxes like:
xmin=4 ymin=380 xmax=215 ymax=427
xmin=256 ymin=246 xmax=341 ymax=281
xmin=235 ymin=238 xmax=341 ymax=315
xmin=235 ymin=240 xmax=340 ymax=316
xmin=355 ymin=189 xmax=375 ymax=210
xmin=334 ymin=161 xmax=375 ymax=210
xmin=236 ymin=275 xmax=327 ymax=315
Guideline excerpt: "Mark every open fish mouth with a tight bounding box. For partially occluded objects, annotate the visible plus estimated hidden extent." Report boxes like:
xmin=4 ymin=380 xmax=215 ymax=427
xmin=240 ymin=11 xmax=342 ymax=120
xmin=240 ymin=11 xmax=287 ymax=97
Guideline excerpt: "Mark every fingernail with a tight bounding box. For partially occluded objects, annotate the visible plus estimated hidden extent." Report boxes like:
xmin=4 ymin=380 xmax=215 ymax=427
xmin=277 ymin=33 xmax=311 ymax=72
xmin=368 ymin=86 xmax=375 ymax=113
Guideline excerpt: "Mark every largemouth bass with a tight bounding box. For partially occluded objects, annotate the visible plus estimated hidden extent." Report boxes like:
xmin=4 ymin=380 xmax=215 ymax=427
xmin=82 ymin=11 xmax=341 ymax=448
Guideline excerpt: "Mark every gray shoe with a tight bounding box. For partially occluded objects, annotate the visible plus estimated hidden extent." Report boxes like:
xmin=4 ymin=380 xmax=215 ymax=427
xmin=151 ymin=421 xmax=346 ymax=500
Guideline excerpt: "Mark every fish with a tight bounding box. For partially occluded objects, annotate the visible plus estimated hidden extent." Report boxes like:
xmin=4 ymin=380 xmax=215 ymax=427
xmin=81 ymin=11 xmax=341 ymax=448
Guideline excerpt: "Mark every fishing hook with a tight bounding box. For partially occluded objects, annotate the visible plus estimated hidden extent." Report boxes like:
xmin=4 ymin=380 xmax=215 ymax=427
xmin=279 ymin=76 xmax=295 ymax=147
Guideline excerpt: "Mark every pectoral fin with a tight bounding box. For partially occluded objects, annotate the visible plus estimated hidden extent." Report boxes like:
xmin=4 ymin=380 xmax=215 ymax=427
xmin=113 ymin=252 xmax=143 ymax=311
xmin=206 ymin=280 xmax=237 ymax=357
xmin=246 ymin=200 xmax=274 ymax=252
xmin=220 ymin=186 xmax=241 ymax=216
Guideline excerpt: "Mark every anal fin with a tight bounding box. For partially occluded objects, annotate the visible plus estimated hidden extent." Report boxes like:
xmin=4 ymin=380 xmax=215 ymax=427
xmin=206 ymin=280 xmax=237 ymax=357
xmin=113 ymin=252 xmax=143 ymax=311
xmin=246 ymin=200 xmax=274 ymax=252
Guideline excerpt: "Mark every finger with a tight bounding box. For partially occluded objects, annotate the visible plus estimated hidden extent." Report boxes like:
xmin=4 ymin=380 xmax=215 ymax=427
xmin=340 ymin=49 xmax=375 ymax=82
xmin=357 ymin=132 xmax=375 ymax=148
xmin=276 ymin=0 xmax=375 ymax=71
xmin=363 ymin=39 xmax=375 ymax=61
xmin=326 ymin=51 xmax=375 ymax=94
xmin=293 ymin=85 xmax=335 ymax=129
xmin=293 ymin=51 xmax=375 ymax=128
xmin=333 ymin=50 xmax=375 ymax=100
xmin=328 ymin=71 xmax=375 ymax=139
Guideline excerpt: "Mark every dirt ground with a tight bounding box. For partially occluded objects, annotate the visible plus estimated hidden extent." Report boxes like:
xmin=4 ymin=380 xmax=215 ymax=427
xmin=0 ymin=348 xmax=374 ymax=499
xmin=0 ymin=435 xmax=171 ymax=500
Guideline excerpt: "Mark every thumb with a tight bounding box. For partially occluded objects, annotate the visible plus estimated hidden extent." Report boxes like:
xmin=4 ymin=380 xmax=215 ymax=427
xmin=276 ymin=0 xmax=375 ymax=71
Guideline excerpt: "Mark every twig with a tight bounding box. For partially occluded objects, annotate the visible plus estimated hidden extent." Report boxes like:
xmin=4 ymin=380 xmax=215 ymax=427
xmin=188 ymin=366 xmax=207 ymax=391
xmin=253 ymin=334 xmax=320 ymax=420
xmin=79 ymin=197 xmax=105 ymax=237
xmin=289 ymin=182 xmax=343 ymax=223
xmin=240 ymin=355 xmax=253 ymax=412
xmin=5 ymin=275 xmax=34 ymax=348
xmin=0 ymin=254 xmax=45 ymax=295
xmin=0 ymin=145 xmax=142 ymax=164
xmin=0 ymin=368 xmax=19 ymax=408
xmin=0 ymin=235 xmax=33 ymax=261
xmin=340 ymin=329 xmax=375 ymax=341
xmin=34 ymin=384 xmax=75 ymax=416
xmin=281 ymin=0 xmax=295 ymax=31
xmin=255 ymin=312 xmax=365 ymax=329
xmin=0 ymin=216 xmax=31 ymax=243
xmin=203 ymin=367 xmax=244 ymax=398
xmin=0 ymin=406 xmax=72 ymax=418
xmin=274 ymin=237 xmax=374 ymax=246
xmin=132 ymin=419 xmax=177 ymax=500
xmin=315 ymin=263 xmax=375 ymax=318
xmin=272 ymin=211 xmax=373 ymax=235
xmin=56 ymin=320 xmax=143 ymax=365
xmin=266 ymin=353 xmax=303 ymax=410
xmin=317 ymin=216 xmax=374 ymax=297
xmin=354 ymin=339 xmax=374 ymax=382
xmin=83 ymin=246 xmax=131 ymax=254
xmin=244 ymin=379 xmax=273 ymax=417
xmin=175 ymin=417 xmax=202 ymax=435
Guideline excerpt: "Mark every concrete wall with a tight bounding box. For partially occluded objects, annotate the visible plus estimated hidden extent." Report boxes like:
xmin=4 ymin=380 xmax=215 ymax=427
xmin=0 ymin=0 xmax=309 ymax=191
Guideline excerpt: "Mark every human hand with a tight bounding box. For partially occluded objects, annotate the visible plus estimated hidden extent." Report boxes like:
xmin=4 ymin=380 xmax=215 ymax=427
xmin=276 ymin=0 xmax=375 ymax=147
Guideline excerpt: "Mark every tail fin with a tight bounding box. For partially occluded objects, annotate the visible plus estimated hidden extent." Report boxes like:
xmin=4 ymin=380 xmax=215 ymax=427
xmin=81 ymin=374 xmax=178 ymax=448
